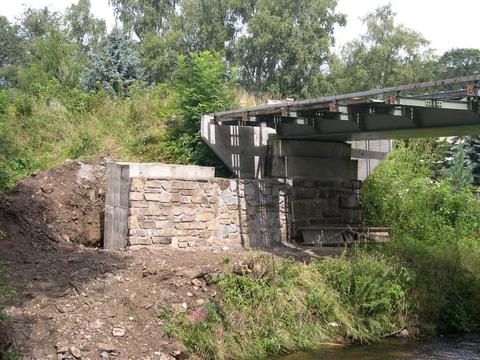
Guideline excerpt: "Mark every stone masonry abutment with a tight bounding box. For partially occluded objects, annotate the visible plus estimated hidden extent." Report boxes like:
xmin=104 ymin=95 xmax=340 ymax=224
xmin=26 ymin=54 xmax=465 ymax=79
xmin=104 ymin=160 xmax=362 ymax=250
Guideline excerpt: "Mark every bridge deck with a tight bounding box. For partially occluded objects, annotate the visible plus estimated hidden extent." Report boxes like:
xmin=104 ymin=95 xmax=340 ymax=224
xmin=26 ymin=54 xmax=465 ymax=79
xmin=210 ymin=75 xmax=480 ymax=141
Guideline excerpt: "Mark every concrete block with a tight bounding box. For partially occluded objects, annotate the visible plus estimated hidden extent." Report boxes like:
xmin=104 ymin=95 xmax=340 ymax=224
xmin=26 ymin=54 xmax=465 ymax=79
xmin=268 ymin=156 xmax=358 ymax=179
xmin=270 ymin=139 xmax=351 ymax=158
xmin=123 ymin=163 xmax=214 ymax=180
xmin=104 ymin=163 xmax=130 ymax=250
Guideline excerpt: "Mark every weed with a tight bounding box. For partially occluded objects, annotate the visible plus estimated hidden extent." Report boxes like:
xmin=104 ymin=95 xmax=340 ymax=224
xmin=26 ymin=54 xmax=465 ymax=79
xmin=165 ymin=252 xmax=411 ymax=359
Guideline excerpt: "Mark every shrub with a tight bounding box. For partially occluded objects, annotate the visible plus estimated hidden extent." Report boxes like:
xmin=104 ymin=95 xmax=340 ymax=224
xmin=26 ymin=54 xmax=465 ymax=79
xmin=159 ymin=51 xmax=236 ymax=167
xmin=363 ymin=141 xmax=480 ymax=333
xmin=13 ymin=94 xmax=33 ymax=118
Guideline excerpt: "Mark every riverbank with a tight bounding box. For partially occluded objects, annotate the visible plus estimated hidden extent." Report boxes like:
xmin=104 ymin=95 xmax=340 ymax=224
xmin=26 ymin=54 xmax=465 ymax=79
xmin=161 ymin=143 xmax=480 ymax=359
xmin=3 ymin=144 xmax=480 ymax=359
xmin=3 ymin=238 xmax=480 ymax=360
xmin=163 ymin=248 xmax=414 ymax=359
xmin=277 ymin=333 xmax=480 ymax=360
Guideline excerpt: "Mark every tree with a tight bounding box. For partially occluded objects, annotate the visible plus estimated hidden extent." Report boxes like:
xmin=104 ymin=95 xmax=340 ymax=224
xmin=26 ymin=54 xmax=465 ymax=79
xmin=18 ymin=7 xmax=61 ymax=41
xmin=111 ymin=0 xmax=344 ymax=96
xmin=0 ymin=16 xmax=25 ymax=68
xmin=120 ymin=0 xmax=244 ymax=83
xmin=334 ymin=4 xmax=435 ymax=93
xmin=179 ymin=0 xmax=240 ymax=56
xmin=160 ymin=51 xmax=236 ymax=166
xmin=438 ymin=49 xmax=480 ymax=185
xmin=443 ymin=145 xmax=474 ymax=191
xmin=64 ymin=0 xmax=107 ymax=52
xmin=138 ymin=31 xmax=183 ymax=83
xmin=16 ymin=29 xmax=82 ymax=94
xmin=81 ymin=28 xmax=145 ymax=95
xmin=0 ymin=16 xmax=25 ymax=87
xmin=109 ymin=0 xmax=178 ymax=41
xmin=438 ymin=48 xmax=480 ymax=78
xmin=234 ymin=0 xmax=344 ymax=98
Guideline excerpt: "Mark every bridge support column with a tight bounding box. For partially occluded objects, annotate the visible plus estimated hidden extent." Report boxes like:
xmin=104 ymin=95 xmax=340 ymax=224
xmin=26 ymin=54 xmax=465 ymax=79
xmin=265 ymin=139 xmax=358 ymax=179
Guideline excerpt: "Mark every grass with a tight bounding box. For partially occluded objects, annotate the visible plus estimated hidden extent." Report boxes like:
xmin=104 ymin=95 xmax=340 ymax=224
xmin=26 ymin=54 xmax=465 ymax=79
xmin=0 ymin=84 xmax=176 ymax=190
xmin=164 ymin=250 xmax=413 ymax=360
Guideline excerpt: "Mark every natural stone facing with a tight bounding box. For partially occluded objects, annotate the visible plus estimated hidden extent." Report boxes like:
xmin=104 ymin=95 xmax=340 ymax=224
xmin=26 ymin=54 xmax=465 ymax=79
xmin=127 ymin=177 xmax=362 ymax=248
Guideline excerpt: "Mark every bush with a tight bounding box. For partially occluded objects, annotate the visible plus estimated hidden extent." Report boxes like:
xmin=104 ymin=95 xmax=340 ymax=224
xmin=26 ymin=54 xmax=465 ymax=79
xmin=13 ymin=94 xmax=33 ymax=118
xmin=159 ymin=51 xmax=236 ymax=167
xmin=363 ymin=141 xmax=480 ymax=333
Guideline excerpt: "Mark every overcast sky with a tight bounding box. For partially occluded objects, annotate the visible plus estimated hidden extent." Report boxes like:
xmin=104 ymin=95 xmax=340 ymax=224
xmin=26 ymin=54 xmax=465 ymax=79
xmin=1 ymin=0 xmax=479 ymax=55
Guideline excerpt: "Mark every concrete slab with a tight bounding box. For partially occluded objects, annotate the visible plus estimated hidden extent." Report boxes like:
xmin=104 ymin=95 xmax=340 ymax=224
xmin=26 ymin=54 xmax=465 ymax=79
xmin=116 ymin=163 xmax=215 ymax=180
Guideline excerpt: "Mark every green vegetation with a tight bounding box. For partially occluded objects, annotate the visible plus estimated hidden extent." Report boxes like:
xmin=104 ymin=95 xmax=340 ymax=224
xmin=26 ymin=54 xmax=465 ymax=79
xmin=0 ymin=1 xmax=478 ymax=190
xmin=0 ymin=1 xmax=480 ymax=358
xmin=0 ymin=48 xmax=235 ymax=190
xmin=165 ymin=251 xmax=412 ymax=359
xmin=163 ymin=143 xmax=480 ymax=359
xmin=363 ymin=143 xmax=480 ymax=333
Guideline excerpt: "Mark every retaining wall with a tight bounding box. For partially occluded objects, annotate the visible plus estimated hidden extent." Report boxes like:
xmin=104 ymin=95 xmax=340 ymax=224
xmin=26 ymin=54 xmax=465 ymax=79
xmin=104 ymin=162 xmax=362 ymax=249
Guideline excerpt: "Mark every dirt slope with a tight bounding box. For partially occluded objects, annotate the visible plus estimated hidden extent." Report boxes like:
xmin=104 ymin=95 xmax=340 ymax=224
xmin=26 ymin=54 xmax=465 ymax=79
xmin=0 ymin=158 xmax=317 ymax=359
xmin=0 ymin=158 xmax=106 ymax=259
xmin=4 ymin=243 xmax=247 ymax=359
xmin=0 ymin=159 xmax=248 ymax=359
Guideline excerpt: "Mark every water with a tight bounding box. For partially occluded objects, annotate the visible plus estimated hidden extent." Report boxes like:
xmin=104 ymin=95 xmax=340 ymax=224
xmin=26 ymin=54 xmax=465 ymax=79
xmin=277 ymin=334 xmax=480 ymax=360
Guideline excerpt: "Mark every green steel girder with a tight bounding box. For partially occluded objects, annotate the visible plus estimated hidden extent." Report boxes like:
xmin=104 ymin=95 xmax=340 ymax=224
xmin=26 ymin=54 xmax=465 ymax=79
xmin=209 ymin=76 xmax=480 ymax=141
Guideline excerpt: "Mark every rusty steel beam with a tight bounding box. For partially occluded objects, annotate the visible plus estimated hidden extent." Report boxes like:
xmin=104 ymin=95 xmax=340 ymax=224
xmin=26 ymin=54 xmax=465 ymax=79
xmin=212 ymin=75 xmax=480 ymax=119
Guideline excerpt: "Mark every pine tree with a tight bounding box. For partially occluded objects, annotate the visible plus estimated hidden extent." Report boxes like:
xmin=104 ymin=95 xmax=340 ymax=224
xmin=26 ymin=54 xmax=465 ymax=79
xmin=443 ymin=143 xmax=474 ymax=191
xmin=446 ymin=136 xmax=480 ymax=186
xmin=80 ymin=28 xmax=144 ymax=95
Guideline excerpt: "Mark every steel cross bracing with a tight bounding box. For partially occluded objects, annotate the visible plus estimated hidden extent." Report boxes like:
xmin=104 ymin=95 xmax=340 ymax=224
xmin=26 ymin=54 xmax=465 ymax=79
xmin=210 ymin=75 xmax=480 ymax=141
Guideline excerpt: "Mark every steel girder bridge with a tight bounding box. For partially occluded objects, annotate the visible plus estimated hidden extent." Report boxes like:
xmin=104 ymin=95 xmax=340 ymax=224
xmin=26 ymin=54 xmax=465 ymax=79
xmin=200 ymin=75 xmax=480 ymax=246
xmin=201 ymin=75 xmax=480 ymax=180
xmin=210 ymin=75 xmax=480 ymax=141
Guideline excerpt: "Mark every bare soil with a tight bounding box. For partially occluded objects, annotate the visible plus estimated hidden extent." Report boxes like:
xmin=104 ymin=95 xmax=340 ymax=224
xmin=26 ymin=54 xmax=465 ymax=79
xmin=4 ymin=242 xmax=249 ymax=359
xmin=0 ymin=158 xmax=106 ymax=250
xmin=0 ymin=159 xmax=249 ymax=359
xmin=0 ymin=159 xmax=330 ymax=360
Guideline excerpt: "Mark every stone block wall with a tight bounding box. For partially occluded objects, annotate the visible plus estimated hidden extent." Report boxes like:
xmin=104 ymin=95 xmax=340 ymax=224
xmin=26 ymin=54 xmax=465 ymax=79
xmin=127 ymin=176 xmax=362 ymax=249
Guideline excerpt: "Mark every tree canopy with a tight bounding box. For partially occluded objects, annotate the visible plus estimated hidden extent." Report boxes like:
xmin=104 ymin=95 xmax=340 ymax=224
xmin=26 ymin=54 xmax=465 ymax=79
xmin=333 ymin=4 xmax=436 ymax=93
xmin=0 ymin=0 xmax=478 ymax=182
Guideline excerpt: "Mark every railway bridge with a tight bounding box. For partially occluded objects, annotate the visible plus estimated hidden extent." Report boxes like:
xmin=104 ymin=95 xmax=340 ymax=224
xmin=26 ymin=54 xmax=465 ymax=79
xmin=201 ymin=75 xmax=480 ymax=244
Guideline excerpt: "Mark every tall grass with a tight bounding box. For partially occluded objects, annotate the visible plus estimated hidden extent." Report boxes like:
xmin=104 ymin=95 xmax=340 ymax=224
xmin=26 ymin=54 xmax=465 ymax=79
xmin=164 ymin=251 xmax=413 ymax=360
xmin=0 ymin=84 xmax=175 ymax=190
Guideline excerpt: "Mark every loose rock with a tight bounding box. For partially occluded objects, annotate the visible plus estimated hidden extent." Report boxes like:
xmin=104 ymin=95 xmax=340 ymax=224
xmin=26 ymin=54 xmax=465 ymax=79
xmin=69 ymin=345 xmax=82 ymax=359
xmin=112 ymin=327 xmax=126 ymax=337
xmin=191 ymin=278 xmax=205 ymax=287
xmin=96 ymin=342 xmax=115 ymax=353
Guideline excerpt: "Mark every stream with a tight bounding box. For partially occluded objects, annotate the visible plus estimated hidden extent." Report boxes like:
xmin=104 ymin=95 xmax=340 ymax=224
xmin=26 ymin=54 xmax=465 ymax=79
xmin=277 ymin=333 xmax=480 ymax=360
